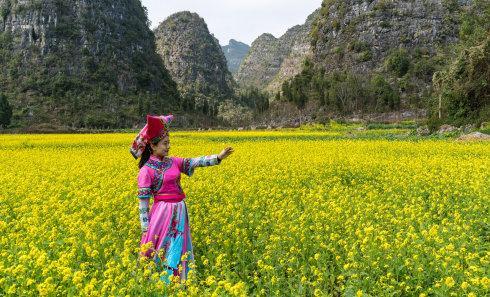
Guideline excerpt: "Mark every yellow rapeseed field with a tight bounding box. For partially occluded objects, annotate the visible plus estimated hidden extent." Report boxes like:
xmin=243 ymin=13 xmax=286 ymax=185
xmin=0 ymin=130 xmax=489 ymax=296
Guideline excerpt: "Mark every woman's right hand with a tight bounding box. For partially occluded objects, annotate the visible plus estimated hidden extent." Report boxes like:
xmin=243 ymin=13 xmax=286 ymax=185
xmin=218 ymin=147 xmax=234 ymax=160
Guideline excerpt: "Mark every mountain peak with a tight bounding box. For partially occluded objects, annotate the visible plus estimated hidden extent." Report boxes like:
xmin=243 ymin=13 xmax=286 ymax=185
xmin=235 ymin=9 xmax=320 ymax=90
xmin=154 ymin=10 xmax=235 ymax=114
xmin=222 ymin=39 xmax=250 ymax=75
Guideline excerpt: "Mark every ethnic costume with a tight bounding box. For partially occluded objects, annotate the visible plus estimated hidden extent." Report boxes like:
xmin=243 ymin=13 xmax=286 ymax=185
xmin=130 ymin=115 xmax=221 ymax=284
xmin=138 ymin=155 xmax=220 ymax=283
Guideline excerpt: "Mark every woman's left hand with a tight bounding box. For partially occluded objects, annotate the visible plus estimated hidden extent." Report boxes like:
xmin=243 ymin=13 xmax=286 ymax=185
xmin=218 ymin=147 xmax=234 ymax=160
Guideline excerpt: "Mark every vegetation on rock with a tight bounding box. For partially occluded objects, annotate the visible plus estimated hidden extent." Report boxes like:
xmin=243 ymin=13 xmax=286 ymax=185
xmin=276 ymin=0 xmax=488 ymax=127
xmin=154 ymin=11 xmax=235 ymax=118
xmin=431 ymin=0 xmax=490 ymax=126
xmin=0 ymin=0 xmax=180 ymax=129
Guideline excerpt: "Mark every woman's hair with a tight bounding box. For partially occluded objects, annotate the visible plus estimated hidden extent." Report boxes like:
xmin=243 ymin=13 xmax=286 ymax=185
xmin=138 ymin=137 xmax=162 ymax=169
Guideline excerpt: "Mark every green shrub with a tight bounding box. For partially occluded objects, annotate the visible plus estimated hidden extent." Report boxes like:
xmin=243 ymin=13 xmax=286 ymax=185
xmin=442 ymin=0 xmax=460 ymax=12
xmin=0 ymin=0 xmax=10 ymax=20
xmin=479 ymin=120 xmax=490 ymax=134
xmin=374 ymin=0 xmax=393 ymax=12
xmin=426 ymin=116 xmax=444 ymax=133
xmin=385 ymin=48 xmax=410 ymax=77
xmin=358 ymin=50 xmax=373 ymax=62
xmin=412 ymin=57 xmax=436 ymax=78
xmin=348 ymin=40 xmax=370 ymax=53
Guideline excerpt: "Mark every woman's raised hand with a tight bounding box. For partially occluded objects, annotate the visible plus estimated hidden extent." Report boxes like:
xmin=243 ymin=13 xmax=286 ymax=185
xmin=218 ymin=147 xmax=234 ymax=160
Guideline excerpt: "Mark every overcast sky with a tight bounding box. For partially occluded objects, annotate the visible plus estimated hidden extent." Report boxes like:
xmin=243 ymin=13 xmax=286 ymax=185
xmin=140 ymin=0 xmax=322 ymax=46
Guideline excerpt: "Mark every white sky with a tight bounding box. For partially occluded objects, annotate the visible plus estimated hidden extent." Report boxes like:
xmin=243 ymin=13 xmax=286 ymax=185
xmin=140 ymin=0 xmax=323 ymax=46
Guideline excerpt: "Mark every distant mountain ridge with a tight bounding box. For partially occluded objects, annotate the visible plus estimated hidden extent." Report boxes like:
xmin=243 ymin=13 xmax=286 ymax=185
xmin=221 ymin=39 xmax=250 ymax=75
xmin=235 ymin=9 xmax=320 ymax=93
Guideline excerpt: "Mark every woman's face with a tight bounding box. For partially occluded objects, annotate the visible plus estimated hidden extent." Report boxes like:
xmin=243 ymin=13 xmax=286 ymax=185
xmin=150 ymin=135 xmax=170 ymax=158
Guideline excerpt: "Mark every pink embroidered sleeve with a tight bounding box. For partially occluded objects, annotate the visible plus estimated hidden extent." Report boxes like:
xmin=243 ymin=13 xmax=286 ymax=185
xmin=137 ymin=167 xmax=152 ymax=199
xmin=137 ymin=167 xmax=152 ymax=232
xmin=173 ymin=157 xmax=184 ymax=173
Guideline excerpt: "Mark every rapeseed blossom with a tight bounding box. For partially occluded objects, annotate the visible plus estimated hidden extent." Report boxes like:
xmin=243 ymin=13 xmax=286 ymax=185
xmin=0 ymin=131 xmax=488 ymax=296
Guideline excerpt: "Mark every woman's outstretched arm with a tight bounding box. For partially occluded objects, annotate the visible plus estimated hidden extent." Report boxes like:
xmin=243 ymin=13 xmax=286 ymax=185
xmin=181 ymin=147 xmax=234 ymax=176
xmin=181 ymin=155 xmax=221 ymax=177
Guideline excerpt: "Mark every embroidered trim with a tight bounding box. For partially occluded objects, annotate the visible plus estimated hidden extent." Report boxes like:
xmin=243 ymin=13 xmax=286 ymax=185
xmin=176 ymin=175 xmax=184 ymax=193
xmin=182 ymin=155 xmax=219 ymax=176
xmin=182 ymin=158 xmax=192 ymax=176
xmin=152 ymin=169 xmax=163 ymax=193
xmin=145 ymin=158 xmax=172 ymax=171
xmin=145 ymin=158 xmax=173 ymax=193
xmin=138 ymin=187 xmax=152 ymax=199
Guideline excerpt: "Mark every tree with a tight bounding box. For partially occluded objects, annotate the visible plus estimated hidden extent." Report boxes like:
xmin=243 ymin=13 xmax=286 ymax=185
xmin=236 ymin=86 xmax=270 ymax=113
xmin=371 ymin=75 xmax=400 ymax=111
xmin=432 ymin=37 xmax=490 ymax=124
xmin=0 ymin=93 xmax=12 ymax=128
xmin=431 ymin=0 xmax=490 ymax=125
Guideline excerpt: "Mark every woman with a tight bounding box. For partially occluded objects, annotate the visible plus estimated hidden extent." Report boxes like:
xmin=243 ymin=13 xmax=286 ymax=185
xmin=130 ymin=114 xmax=234 ymax=284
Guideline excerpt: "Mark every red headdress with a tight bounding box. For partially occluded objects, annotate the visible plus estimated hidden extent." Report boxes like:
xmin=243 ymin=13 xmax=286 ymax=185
xmin=130 ymin=114 xmax=174 ymax=159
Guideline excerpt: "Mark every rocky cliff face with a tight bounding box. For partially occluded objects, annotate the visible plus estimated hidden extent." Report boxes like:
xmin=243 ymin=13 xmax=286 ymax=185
xmin=0 ymin=0 xmax=179 ymax=128
xmin=235 ymin=9 xmax=319 ymax=92
xmin=311 ymin=0 xmax=470 ymax=73
xmin=266 ymin=10 xmax=320 ymax=93
xmin=289 ymin=0 xmax=473 ymax=109
xmin=154 ymin=11 xmax=235 ymax=114
xmin=221 ymin=39 xmax=250 ymax=75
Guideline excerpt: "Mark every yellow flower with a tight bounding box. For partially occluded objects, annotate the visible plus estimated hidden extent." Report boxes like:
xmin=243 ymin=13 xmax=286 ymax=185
xmin=445 ymin=277 xmax=455 ymax=288
xmin=140 ymin=241 xmax=153 ymax=254
xmin=206 ymin=275 xmax=216 ymax=286
xmin=481 ymin=276 xmax=490 ymax=289
xmin=1 ymin=131 xmax=488 ymax=294
xmin=356 ymin=290 xmax=363 ymax=297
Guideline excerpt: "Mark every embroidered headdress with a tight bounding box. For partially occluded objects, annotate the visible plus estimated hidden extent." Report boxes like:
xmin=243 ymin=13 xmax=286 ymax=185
xmin=130 ymin=114 xmax=173 ymax=159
